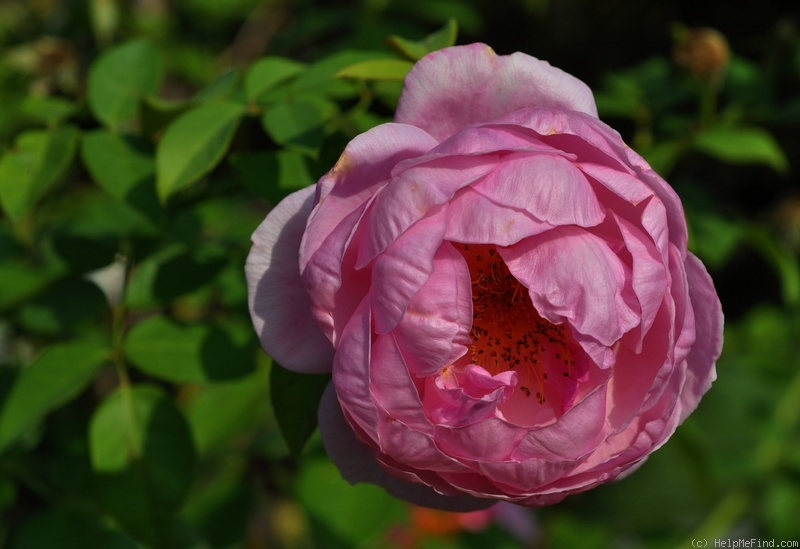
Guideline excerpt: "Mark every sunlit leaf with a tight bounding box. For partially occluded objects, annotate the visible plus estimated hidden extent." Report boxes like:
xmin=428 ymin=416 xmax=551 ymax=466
xmin=87 ymin=39 xmax=162 ymax=127
xmin=245 ymin=57 xmax=306 ymax=102
xmin=0 ymin=341 xmax=109 ymax=452
xmin=194 ymin=68 xmax=242 ymax=102
xmin=184 ymin=363 xmax=270 ymax=456
xmin=156 ymin=101 xmax=244 ymax=202
xmin=21 ymin=96 xmax=77 ymax=126
xmin=335 ymin=59 xmax=415 ymax=81
xmin=288 ymin=51 xmax=388 ymax=99
xmin=123 ymin=316 xmax=254 ymax=383
xmin=295 ymin=457 xmax=407 ymax=547
xmin=89 ymin=385 xmax=196 ymax=545
xmin=261 ymin=98 xmax=334 ymax=156
xmin=693 ymin=126 xmax=789 ymax=173
xmin=81 ymin=130 xmax=160 ymax=220
xmin=0 ymin=125 xmax=79 ymax=220
xmin=387 ymin=18 xmax=458 ymax=61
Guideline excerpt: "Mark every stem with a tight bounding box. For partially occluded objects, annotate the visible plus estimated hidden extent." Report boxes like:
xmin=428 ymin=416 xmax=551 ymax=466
xmin=699 ymin=82 xmax=718 ymax=129
xmin=110 ymin=241 xmax=133 ymax=389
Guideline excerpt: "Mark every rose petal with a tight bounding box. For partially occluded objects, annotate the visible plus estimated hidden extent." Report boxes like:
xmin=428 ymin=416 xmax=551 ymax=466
xmin=371 ymin=210 xmax=448 ymax=334
xmin=392 ymin=242 xmax=473 ymax=377
xmin=423 ymin=365 xmax=516 ymax=428
xmin=396 ymin=43 xmax=597 ymax=141
xmin=302 ymin=201 xmax=371 ymax=346
xmin=332 ymin=296 xmax=378 ymax=434
xmin=445 ymin=186 xmax=554 ymax=246
xmin=512 ymin=384 xmax=608 ymax=461
xmin=471 ymin=153 xmax=605 ymax=228
xmin=246 ymin=186 xmax=333 ymax=373
xmin=501 ymin=226 xmax=640 ymax=367
xmin=434 ymin=418 xmax=527 ymax=463
xmin=318 ymin=383 xmax=495 ymax=511
xmin=358 ymin=155 xmax=498 ymax=268
xmin=494 ymin=108 xmax=689 ymax=254
xmin=604 ymin=303 xmax=672 ymax=431
xmin=370 ymin=333 xmax=434 ymax=433
xmin=300 ymin=123 xmax=438 ymax=272
xmin=615 ymin=214 xmax=669 ymax=346
xmin=678 ymin=253 xmax=722 ymax=421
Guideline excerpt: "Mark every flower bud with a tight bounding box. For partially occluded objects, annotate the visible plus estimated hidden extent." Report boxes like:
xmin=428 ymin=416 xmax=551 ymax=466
xmin=674 ymin=27 xmax=731 ymax=83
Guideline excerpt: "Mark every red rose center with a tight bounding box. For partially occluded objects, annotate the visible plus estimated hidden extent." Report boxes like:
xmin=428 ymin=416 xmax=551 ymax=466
xmin=458 ymin=243 xmax=579 ymax=414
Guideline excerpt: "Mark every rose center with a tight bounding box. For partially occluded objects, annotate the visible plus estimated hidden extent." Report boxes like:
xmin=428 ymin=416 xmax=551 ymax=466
xmin=458 ymin=243 xmax=578 ymax=407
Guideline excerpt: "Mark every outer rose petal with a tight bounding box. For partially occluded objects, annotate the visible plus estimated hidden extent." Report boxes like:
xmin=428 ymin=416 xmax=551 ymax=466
xmin=396 ymin=43 xmax=597 ymax=141
xmin=301 ymin=123 xmax=439 ymax=272
xmin=318 ymin=383 xmax=495 ymax=512
xmin=678 ymin=254 xmax=723 ymax=420
xmin=246 ymin=186 xmax=333 ymax=373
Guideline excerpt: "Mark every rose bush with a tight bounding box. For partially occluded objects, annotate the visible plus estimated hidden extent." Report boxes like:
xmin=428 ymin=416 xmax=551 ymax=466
xmin=246 ymin=43 xmax=723 ymax=509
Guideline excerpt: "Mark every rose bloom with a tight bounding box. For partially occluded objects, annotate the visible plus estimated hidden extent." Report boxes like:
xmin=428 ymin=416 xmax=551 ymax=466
xmin=246 ymin=44 xmax=723 ymax=509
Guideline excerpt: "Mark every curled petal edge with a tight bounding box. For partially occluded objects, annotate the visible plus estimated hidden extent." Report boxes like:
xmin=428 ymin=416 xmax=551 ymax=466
xmin=246 ymin=186 xmax=334 ymax=374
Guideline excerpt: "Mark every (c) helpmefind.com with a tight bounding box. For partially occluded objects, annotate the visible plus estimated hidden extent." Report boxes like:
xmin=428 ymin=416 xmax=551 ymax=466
xmin=691 ymin=540 xmax=800 ymax=548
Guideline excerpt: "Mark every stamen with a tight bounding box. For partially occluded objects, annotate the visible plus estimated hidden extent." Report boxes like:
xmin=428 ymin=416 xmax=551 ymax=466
xmin=457 ymin=243 xmax=575 ymax=407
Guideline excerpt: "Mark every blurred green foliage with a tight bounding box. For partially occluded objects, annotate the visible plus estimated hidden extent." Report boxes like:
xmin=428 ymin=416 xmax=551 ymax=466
xmin=0 ymin=1 xmax=799 ymax=548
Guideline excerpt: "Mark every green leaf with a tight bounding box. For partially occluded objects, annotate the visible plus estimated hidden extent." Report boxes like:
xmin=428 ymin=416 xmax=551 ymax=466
xmin=544 ymin=514 xmax=613 ymax=549
xmin=289 ymin=51 xmax=388 ymax=99
xmin=179 ymin=462 xmax=253 ymax=547
xmin=387 ymin=18 xmax=458 ymax=61
xmin=87 ymin=39 xmax=162 ymax=127
xmin=230 ymin=150 xmax=314 ymax=202
xmin=687 ymin=211 xmax=744 ymax=268
xmin=245 ymin=57 xmax=305 ymax=102
xmin=21 ymin=96 xmax=77 ymax=126
xmin=123 ymin=316 xmax=254 ymax=383
xmin=50 ymin=231 xmax=119 ymax=273
xmin=270 ymin=366 xmax=330 ymax=457
xmin=594 ymin=72 xmax=646 ymax=120
xmin=0 ymin=258 xmax=65 ymax=311
xmin=125 ymin=244 xmax=227 ymax=308
xmin=0 ymin=125 xmax=80 ymax=221
xmin=18 ymin=276 xmax=108 ymax=335
xmin=693 ymin=126 xmax=789 ymax=173
xmin=81 ymin=130 xmax=160 ymax=220
xmin=0 ymin=341 xmax=109 ymax=452
xmin=261 ymin=99 xmax=333 ymax=156
xmin=89 ymin=385 xmax=196 ymax=545
xmin=44 ymin=187 xmax=157 ymax=241
xmin=155 ymin=101 xmax=244 ymax=202
xmin=11 ymin=508 xmax=138 ymax=549
xmin=194 ymin=68 xmax=242 ymax=102
xmin=641 ymin=140 xmax=683 ymax=178
xmin=184 ymin=363 xmax=270 ymax=456
xmin=335 ymin=59 xmax=415 ymax=81
xmin=295 ymin=457 xmax=406 ymax=547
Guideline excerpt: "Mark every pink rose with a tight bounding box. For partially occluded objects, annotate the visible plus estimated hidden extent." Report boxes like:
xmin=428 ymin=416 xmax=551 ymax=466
xmin=246 ymin=43 xmax=723 ymax=509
